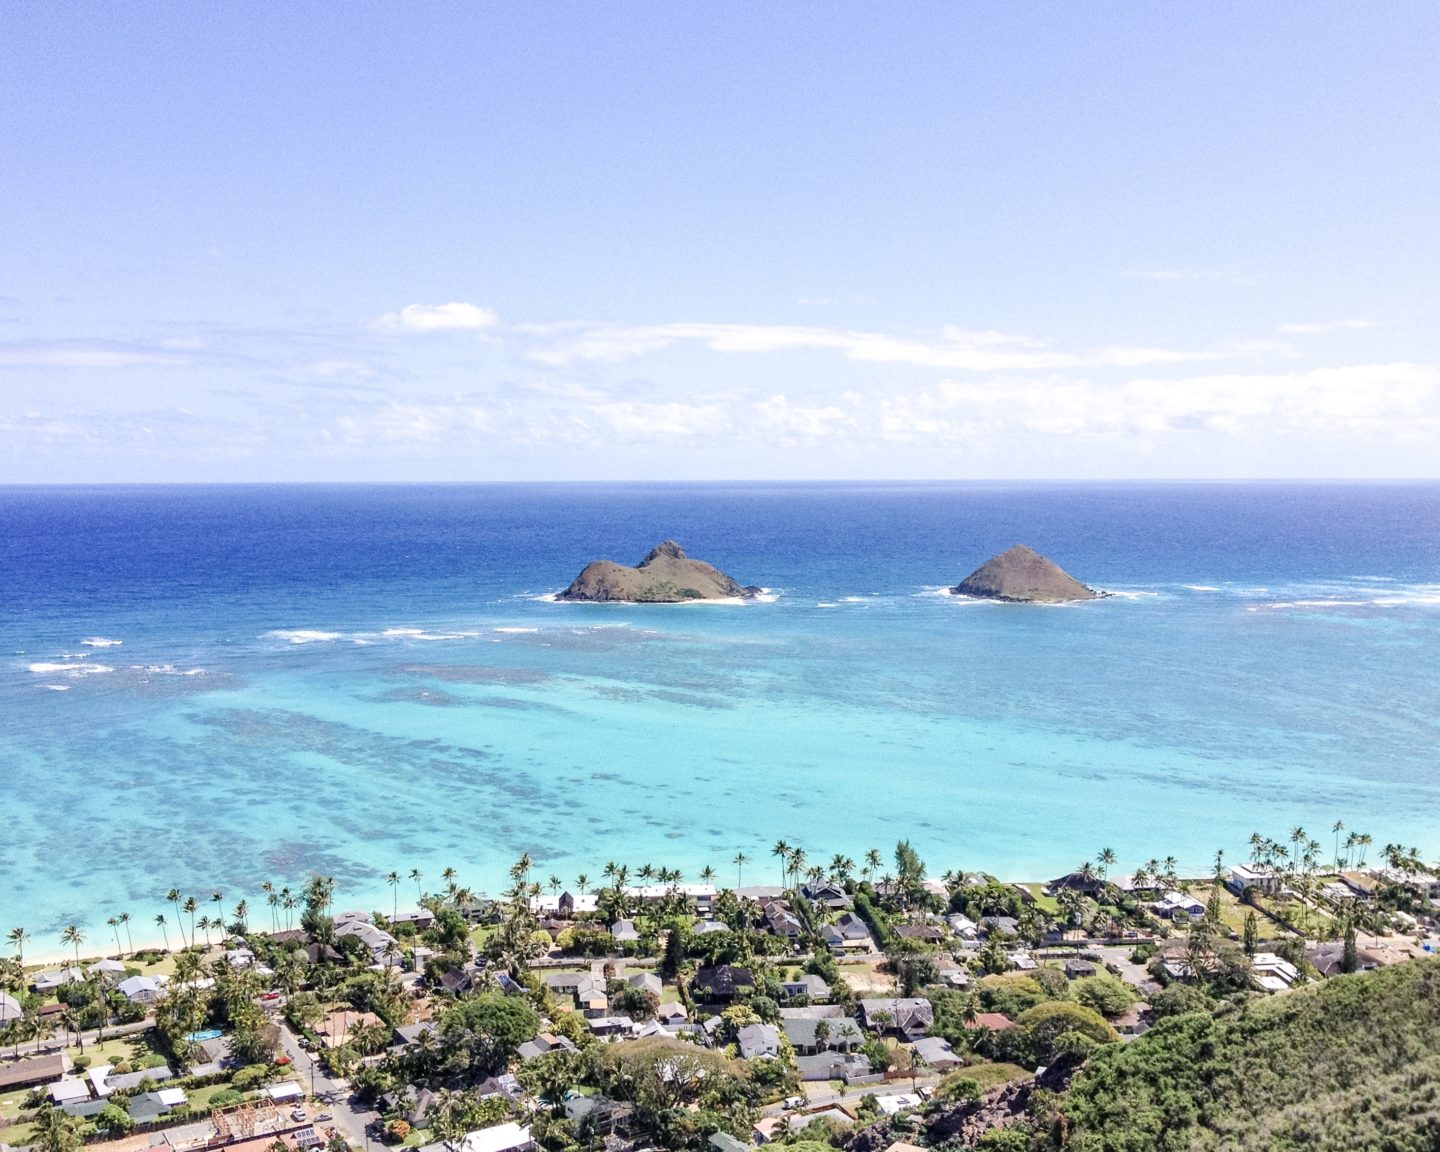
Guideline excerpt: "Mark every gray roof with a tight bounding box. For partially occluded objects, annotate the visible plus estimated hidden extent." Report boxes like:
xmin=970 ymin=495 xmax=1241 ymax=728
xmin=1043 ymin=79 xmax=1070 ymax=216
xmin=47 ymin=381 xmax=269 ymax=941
xmin=736 ymin=1022 xmax=782 ymax=1060
xmin=781 ymin=1016 xmax=863 ymax=1050
xmin=106 ymin=1065 xmax=172 ymax=1093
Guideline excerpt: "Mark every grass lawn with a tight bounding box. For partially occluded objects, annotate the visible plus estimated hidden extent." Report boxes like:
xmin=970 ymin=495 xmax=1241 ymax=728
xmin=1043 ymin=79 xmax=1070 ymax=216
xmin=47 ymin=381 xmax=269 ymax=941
xmin=67 ymin=1030 xmax=165 ymax=1068
xmin=187 ymin=1083 xmax=243 ymax=1111
xmin=399 ymin=1126 xmax=432 ymax=1147
xmin=945 ymin=1061 xmax=1030 ymax=1091
xmin=1022 ymin=885 xmax=1061 ymax=916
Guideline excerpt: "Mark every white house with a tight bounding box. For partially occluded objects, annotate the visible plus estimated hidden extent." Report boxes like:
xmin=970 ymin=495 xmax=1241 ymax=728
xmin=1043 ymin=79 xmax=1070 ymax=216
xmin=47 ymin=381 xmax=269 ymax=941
xmin=117 ymin=974 xmax=169 ymax=1003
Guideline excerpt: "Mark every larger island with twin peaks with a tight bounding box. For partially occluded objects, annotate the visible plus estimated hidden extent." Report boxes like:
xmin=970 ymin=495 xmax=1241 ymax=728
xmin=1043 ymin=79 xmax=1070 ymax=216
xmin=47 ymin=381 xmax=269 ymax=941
xmin=557 ymin=540 xmax=763 ymax=602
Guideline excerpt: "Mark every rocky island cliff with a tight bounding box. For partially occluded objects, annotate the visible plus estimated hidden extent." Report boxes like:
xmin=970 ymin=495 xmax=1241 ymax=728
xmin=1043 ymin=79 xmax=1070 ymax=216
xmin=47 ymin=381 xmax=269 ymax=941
xmin=556 ymin=541 xmax=762 ymax=603
xmin=951 ymin=544 xmax=1102 ymax=603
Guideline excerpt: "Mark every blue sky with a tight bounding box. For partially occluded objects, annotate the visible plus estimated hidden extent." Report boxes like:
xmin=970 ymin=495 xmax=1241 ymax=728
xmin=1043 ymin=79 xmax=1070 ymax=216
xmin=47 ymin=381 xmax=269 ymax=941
xmin=2 ymin=4 xmax=1438 ymax=481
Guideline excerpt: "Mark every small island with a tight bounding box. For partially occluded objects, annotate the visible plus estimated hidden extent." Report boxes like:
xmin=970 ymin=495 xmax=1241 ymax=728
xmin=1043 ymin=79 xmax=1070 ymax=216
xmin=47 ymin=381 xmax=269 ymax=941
xmin=951 ymin=543 xmax=1103 ymax=603
xmin=556 ymin=540 xmax=762 ymax=602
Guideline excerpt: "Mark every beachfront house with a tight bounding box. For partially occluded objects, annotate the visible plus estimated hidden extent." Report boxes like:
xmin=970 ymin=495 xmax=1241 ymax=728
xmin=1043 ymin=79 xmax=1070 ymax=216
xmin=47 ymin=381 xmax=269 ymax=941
xmin=31 ymin=968 xmax=84 ymax=993
xmin=424 ymin=1122 xmax=535 ymax=1152
xmin=1228 ymin=864 xmax=1283 ymax=897
xmin=764 ymin=903 xmax=803 ymax=941
xmin=0 ymin=992 xmax=22 ymax=1023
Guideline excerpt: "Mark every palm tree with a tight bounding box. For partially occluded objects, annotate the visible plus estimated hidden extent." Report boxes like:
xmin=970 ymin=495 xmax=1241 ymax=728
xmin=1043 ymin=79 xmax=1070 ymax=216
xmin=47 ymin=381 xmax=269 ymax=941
xmin=182 ymin=896 xmax=198 ymax=947
xmin=1097 ymin=848 xmax=1116 ymax=881
xmin=197 ymin=915 xmax=213 ymax=949
xmin=771 ymin=840 xmax=791 ymax=888
xmin=117 ymin=913 xmax=133 ymax=957
xmin=865 ymin=849 xmax=883 ymax=883
xmin=154 ymin=915 xmax=170 ymax=951
xmin=441 ymin=866 xmax=457 ymax=894
xmin=409 ymin=868 xmax=424 ymax=900
xmin=733 ymin=852 xmax=750 ymax=888
xmin=576 ymin=873 xmax=590 ymax=893
xmin=60 ymin=925 xmax=84 ymax=969
xmin=106 ymin=917 xmax=122 ymax=957
xmin=387 ymin=871 xmax=401 ymax=921
xmin=1356 ymin=833 xmax=1373 ymax=867
xmin=7 ymin=927 xmax=29 ymax=970
xmin=261 ymin=880 xmax=276 ymax=929
xmin=700 ymin=865 xmax=717 ymax=885
xmin=549 ymin=874 xmax=562 ymax=897
xmin=166 ymin=889 xmax=185 ymax=947
xmin=210 ymin=891 xmax=224 ymax=934
xmin=281 ymin=888 xmax=295 ymax=930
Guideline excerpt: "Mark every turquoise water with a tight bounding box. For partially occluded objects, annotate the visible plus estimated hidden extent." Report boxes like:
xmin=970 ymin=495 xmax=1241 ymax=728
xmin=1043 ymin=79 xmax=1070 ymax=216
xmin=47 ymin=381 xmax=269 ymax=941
xmin=2 ymin=482 xmax=1438 ymax=942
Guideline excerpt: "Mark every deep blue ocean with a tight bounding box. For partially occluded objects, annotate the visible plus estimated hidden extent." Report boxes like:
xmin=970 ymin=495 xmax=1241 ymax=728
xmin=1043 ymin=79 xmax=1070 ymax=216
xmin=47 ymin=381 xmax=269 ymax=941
xmin=3 ymin=482 xmax=1438 ymax=944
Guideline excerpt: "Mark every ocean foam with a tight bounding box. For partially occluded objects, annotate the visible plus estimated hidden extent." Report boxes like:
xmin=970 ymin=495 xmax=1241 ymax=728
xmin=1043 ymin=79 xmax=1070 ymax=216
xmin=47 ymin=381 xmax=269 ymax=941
xmin=80 ymin=637 xmax=123 ymax=647
xmin=266 ymin=629 xmax=344 ymax=644
xmin=495 ymin=627 xmax=539 ymax=634
xmin=1183 ymin=585 xmax=1220 ymax=592
xmin=28 ymin=661 xmax=113 ymax=676
xmin=41 ymin=683 xmax=71 ymax=691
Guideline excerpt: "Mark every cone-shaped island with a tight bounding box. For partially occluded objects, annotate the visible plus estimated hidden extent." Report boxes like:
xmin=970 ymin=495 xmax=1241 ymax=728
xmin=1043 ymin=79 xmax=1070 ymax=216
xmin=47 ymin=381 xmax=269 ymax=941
xmin=951 ymin=544 xmax=1103 ymax=603
xmin=556 ymin=540 xmax=762 ymax=603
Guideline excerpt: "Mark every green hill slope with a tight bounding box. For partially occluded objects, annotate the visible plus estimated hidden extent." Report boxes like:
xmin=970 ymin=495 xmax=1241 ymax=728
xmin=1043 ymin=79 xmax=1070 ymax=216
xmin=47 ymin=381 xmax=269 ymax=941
xmin=1062 ymin=958 xmax=1440 ymax=1152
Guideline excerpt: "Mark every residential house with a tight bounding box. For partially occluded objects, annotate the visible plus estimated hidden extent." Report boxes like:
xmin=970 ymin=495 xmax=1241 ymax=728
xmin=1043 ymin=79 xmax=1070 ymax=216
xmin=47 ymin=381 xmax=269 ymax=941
xmin=972 ymin=1012 xmax=1014 ymax=1032
xmin=1150 ymin=892 xmax=1206 ymax=922
xmin=946 ymin=914 xmax=979 ymax=939
xmin=623 ymin=884 xmax=717 ymax=915
xmin=1228 ymin=864 xmax=1283 ymax=897
xmin=780 ymin=973 xmax=830 ymax=1001
xmin=735 ymin=886 xmax=786 ymax=903
xmin=693 ymin=919 xmax=729 ymax=936
xmin=736 ymin=1022 xmax=782 ymax=1060
xmin=1112 ymin=1003 xmax=1150 ymax=1037
xmin=611 ymin=919 xmax=640 ymax=944
xmin=709 ymin=1133 xmax=750 ymax=1152
xmin=894 ymin=924 xmax=946 ymax=945
xmin=104 ymin=1066 xmax=173 ymax=1095
xmin=433 ymin=1122 xmax=535 ymax=1152
xmin=530 ymin=892 xmax=600 ymax=918
xmin=935 ymin=962 xmax=971 ymax=989
xmin=858 ymin=997 xmax=933 ymax=1039
xmin=128 ymin=1088 xmax=187 ymax=1124
xmin=1307 ymin=941 xmax=1381 ymax=977
xmin=1007 ymin=953 xmax=1038 ymax=971
xmin=909 ymin=1036 xmax=961 ymax=1069
xmin=31 ymin=968 xmax=84 ymax=993
xmin=117 ymin=974 xmax=169 ymax=1004
xmin=1045 ymin=871 xmax=1107 ymax=899
xmin=802 ymin=881 xmax=852 ymax=910
xmin=627 ymin=971 xmax=663 ymax=998
xmin=49 ymin=1079 xmax=91 ymax=1106
xmin=656 ymin=1001 xmax=688 ymax=1024
xmin=1379 ymin=867 xmax=1440 ymax=900
xmin=0 ymin=1054 xmax=67 ymax=1092
xmin=980 ymin=916 xmax=1019 ymax=939
xmin=1063 ymin=959 xmax=1097 ymax=979
xmin=693 ymin=964 xmax=756 ymax=1003
xmin=1251 ymin=952 xmax=1300 ymax=991
xmin=516 ymin=1033 xmax=578 ymax=1062
xmin=794 ymin=1052 xmax=877 ymax=1084
xmin=87 ymin=959 xmax=127 ymax=982
xmin=389 ymin=909 xmax=436 ymax=932
xmin=586 ymin=1015 xmax=635 ymax=1039
xmin=0 ymin=992 xmax=21 ymax=1022
xmin=781 ymin=1015 xmax=863 ymax=1056
xmin=764 ymin=903 xmax=803 ymax=942
xmin=334 ymin=917 xmax=399 ymax=959
xmin=392 ymin=1021 xmax=439 ymax=1050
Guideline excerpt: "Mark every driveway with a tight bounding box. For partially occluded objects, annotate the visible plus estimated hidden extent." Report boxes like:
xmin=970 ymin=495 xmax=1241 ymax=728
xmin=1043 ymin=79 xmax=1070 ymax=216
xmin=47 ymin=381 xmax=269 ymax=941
xmin=276 ymin=1022 xmax=380 ymax=1148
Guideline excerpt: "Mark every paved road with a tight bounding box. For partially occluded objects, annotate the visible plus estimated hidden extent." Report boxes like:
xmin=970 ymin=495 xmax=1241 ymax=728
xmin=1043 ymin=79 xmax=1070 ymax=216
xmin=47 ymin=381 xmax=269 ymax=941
xmin=2 ymin=1018 xmax=153 ymax=1059
xmin=277 ymin=1022 xmax=380 ymax=1149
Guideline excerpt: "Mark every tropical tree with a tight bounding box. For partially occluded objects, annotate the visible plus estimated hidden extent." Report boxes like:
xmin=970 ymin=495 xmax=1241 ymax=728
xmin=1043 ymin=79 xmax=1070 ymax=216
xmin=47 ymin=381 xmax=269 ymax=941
xmin=107 ymin=917 xmax=122 ymax=957
xmin=865 ymin=848 xmax=883 ymax=883
xmin=61 ymin=925 xmax=84 ymax=968
xmin=183 ymin=896 xmax=198 ymax=947
xmin=771 ymin=840 xmax=791 ymax=889
xmin=733 ymin=852 xmax=749 ymax=888
xmin=154 ymin=915 xmax=170 ymax=951
xmin=1097 ymin=848 xmax=1116 ymax=882
xmin=117 ymin=913 xmax=133 ymax=956
xmin=33 ymin=1103 xmax=82 ymax=1152
xmin=387 ymin=871 xmax=401 ymax=922
xmin=7 ymin=926 xmax=28 ymax=970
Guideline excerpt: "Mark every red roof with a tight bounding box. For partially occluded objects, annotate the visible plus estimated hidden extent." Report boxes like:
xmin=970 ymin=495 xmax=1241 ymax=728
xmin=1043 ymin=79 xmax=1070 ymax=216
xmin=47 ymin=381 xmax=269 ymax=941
xmin=972 ymin=1012 xmax=1015 ymax=1031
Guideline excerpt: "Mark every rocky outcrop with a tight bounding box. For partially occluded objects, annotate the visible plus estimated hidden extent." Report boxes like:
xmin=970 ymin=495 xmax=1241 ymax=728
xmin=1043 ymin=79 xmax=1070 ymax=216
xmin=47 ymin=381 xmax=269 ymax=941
xmin=951 ymin=544 xmax=1102 ymax=603
xmin=556 ymin=541 xmax=761 ymax=603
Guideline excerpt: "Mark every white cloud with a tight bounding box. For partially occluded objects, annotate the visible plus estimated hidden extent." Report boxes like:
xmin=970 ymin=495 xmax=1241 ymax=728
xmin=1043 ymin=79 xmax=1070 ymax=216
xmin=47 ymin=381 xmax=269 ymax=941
xmin=587 ymin=400 xmax=730 ymax=440
xmin=1277 ymin=319 xmax=1382 ymax=335
xmin=528 ymin=320 xmax=1221 ymax=373
xmin=0 ymin=342 xmax=190 ymax=368
xmin=753 ymin=394 xmax=855 ymax=441
xmin=379 ymin=302 xmax=499 ymax=331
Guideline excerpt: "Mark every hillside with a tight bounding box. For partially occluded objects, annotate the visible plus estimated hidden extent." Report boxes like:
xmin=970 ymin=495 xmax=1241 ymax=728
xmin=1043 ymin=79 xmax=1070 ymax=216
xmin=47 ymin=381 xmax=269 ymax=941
xmin=1061 ymin=958 xmax=1440 ymax=1151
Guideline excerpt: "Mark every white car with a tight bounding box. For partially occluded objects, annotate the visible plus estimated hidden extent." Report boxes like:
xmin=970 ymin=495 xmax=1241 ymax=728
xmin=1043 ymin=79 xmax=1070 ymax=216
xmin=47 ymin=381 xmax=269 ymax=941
xmin=782 ymin=1096 xmax=805 ymax=1110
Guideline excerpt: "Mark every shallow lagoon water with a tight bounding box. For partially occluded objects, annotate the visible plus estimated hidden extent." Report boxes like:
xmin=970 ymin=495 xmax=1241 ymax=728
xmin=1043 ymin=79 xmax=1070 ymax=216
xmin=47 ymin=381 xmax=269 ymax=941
xmin=2 ymin=481 xmax=1439 ymax=938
